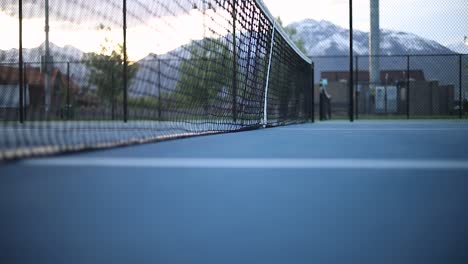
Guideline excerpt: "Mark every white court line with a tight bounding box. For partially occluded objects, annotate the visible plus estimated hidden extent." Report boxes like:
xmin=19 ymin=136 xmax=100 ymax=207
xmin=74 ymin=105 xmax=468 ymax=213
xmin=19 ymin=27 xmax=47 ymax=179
xmin=23 ymin=158 xmax=468 ymax=170
xmin=277 ymin=128 xmax=468 ymax=131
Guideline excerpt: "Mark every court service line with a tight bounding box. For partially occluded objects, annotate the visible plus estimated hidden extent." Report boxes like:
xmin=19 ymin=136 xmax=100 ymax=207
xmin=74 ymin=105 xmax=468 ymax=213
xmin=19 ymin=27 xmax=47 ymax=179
xmin=277 ymin=128 xmax=468 ymax=131
xmin=23 ymin=158 xmax=468 ymax=170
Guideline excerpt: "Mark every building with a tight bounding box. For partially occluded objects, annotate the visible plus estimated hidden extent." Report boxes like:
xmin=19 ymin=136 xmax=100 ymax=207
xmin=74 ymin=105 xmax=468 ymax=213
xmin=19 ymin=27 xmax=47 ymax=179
xmin=0 ymin=65 xmax=80 ymax=120
xmin=319 ymin=70 xmax=455 ymax=116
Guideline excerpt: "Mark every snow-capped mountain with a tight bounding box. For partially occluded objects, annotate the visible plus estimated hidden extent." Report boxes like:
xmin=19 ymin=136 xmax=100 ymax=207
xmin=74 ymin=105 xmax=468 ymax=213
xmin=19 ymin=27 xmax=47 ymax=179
xmin=0 ymin=42 xmax=84 ymax=63
xmin=285 ymin=19 xmax=459 ymax=86
xmin=286 ymin=19 xmax=454 ymax=56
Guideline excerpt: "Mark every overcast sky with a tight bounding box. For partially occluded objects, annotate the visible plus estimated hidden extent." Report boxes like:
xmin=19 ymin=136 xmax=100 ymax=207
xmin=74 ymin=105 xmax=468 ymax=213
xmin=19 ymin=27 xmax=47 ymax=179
xmin=1 ymin=0 xmax=466 ymax=60
xmin=263 ymin=0 xmax=467 ymax=45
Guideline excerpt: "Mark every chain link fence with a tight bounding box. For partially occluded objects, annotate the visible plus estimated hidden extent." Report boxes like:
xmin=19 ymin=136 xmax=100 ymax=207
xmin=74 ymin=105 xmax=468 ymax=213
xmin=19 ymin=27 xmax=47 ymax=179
xmin=313 ymin=54 xmax=467 ymax=119
xmin=304 ymin=0 xmax=467 ymax=120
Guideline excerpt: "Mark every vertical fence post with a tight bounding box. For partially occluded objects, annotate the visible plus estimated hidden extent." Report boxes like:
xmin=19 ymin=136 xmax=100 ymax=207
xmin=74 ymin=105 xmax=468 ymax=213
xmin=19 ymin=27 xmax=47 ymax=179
xmin=44 ymin=0 xmax=51 ymax=118
xmin=123 ymin=0 xmax=128 ymax=123
xmin=459 ymin=54 xmax=463 ymax=119
xmin=406 ymin=55 xmax=410 ymax=119
xmin=232 ymin=0 xmax=238 ymax=122
xmin=66 ymin=61 xmax=70 ymax=120
xmin=349 ymin=0 xmax=354 ymax=122
xmin=19 ymin=0 xmax=24 ymax=123
xmin=311 ymin=62 xmax=315 ymax=123
xmin=23 ymin=62 xmax=27 ymax=120
xmin=158 ymin=59 xmax=162 ymax=121
xmin=355 ymin=56 xmax=359 ymax=120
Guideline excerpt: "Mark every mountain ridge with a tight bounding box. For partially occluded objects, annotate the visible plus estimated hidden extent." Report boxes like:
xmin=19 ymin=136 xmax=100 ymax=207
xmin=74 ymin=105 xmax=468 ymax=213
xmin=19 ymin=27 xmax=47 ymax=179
xmin=286 ymin=19 xmax=454 ymax=56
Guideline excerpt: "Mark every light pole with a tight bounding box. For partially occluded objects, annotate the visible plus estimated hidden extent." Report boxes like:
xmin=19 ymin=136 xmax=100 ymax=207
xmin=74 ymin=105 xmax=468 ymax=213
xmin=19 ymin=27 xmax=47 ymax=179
xmin=43 ymin=0 xmax=52 ymax=117
xmin=369 ymin=0 xmax=380 ymax=93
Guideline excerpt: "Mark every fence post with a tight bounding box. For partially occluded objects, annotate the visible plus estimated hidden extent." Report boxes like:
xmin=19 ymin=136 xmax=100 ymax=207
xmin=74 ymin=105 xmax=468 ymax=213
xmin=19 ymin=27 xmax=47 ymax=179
xmin=406 ymin=55 xmax=410 ymax=119
xmin=23 ymin=63 xmax=27 ymax=120
xmin=66 ymin=61 xmax=70 ymax=120
xmin=355 ymin=56 xmax=359 ymax=120
xmin=123 ymin=0 xmax=128 ymax=123
xmin=19 ymin=0 xmax=24 ymax=123
xmin=158 ymin=59 xmax=162 ymax=121
xmin=311 ymin=62 xmax=315 ymax=123
xmin=459 ymin=54 xmax=463 ymax=119
xmin=348 ymin=0 xmax=354 ymax=122
xmin=232 ymin=0 xmax=238 ymax=122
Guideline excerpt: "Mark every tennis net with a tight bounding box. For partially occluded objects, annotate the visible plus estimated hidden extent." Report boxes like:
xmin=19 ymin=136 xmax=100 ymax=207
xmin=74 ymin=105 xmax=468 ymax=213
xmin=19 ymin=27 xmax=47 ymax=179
xmin=0 ymin=0 xmax=313 ymax=160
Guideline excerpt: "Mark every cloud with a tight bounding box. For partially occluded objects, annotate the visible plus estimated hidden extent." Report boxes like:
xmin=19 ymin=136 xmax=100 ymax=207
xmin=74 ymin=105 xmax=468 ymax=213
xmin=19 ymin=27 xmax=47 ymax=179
xmin=1 ymin=0 xmax=197 ymax=24
xmin=0 ymin=0 xmax=233 ymax=61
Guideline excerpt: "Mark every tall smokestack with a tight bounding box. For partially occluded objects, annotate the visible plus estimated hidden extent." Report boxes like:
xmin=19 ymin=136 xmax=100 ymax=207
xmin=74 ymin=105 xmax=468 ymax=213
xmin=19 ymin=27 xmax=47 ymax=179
xmin=370 ymin=0 xmax=380 ymax=87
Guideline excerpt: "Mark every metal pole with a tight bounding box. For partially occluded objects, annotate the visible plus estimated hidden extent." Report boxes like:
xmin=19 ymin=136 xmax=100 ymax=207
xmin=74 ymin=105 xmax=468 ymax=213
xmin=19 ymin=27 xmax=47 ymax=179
xmin=19 ymin=0 xmax=24 ymax=123
xmin=311 ymin=63 xmax=315 ymax=123
xmin=23 ymin=63 xmax=27 ymax=120
xmin=459 ymin=54 xmax=463 ymax=119
xmin=369 ymin=0 xmax=380 ymax=92
xmin=158 ymin=59 xmax=162 ymax=121
xmin=123 ymin=0 xmax=128 ymax=122
xmin=406 ymin=55 xmax=410 ymax=119
xmin=349 ymin=0 xmax=354 ymax=122
xmin=66 ymin=62 xmax=70 ymax=120
xmin=355 ymin=56 xmax=359 ymax=120
xmin=44 ymin=0 xmax=50 ymax=117
xmin=232 ymin=0 xmax=238 ymax=122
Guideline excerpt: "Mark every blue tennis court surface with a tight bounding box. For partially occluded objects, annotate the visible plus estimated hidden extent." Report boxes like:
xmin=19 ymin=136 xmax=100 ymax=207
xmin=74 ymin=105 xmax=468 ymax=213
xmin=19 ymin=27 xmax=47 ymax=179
xmin=1 ymin=120 xmax=468 ymax=264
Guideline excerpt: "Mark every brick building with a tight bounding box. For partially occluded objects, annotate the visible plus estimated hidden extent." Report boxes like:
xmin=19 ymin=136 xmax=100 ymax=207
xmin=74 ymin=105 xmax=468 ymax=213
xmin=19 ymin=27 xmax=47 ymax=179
xmin=0 ymin=65 xmax=79 ymax=119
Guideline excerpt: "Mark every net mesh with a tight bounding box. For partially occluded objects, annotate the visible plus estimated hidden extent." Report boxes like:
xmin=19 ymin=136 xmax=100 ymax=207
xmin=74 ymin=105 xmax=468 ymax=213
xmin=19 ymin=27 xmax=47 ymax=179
xmin=0 ymin=0 xmax=313 ymax=159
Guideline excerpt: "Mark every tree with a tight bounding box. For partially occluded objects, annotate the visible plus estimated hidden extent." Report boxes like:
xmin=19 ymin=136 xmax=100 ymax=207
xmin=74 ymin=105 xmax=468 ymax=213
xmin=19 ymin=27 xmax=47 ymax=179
xmin=84 ymin=38 xmax=138 ymax=104
xmin=276 ymin=16 xmax=307 ymax=54
xmin=175 ymin=38 xmax=232 ymax=113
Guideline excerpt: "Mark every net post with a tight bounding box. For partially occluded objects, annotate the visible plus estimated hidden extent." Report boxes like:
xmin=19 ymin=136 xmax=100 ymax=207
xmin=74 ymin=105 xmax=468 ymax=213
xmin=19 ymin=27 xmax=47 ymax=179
xmin=349 ymin=0 xmax=354 ymax=122
xmin=263 ymin=21 xmax=276 ymax=127
xmin=311 ymin=62 xmax=315 ymax=123
xmin=19 ymin=0 xmax=24 ymax=124
xmin=231 ymin=0 xmax=238 ymax=123
xmin=459 ymin=54 xmax=463 ymax=119
xmin=406 ymin=55 xmax=410 ymax=119
xmin=123 ymin=0 xmax=128 ymax=123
